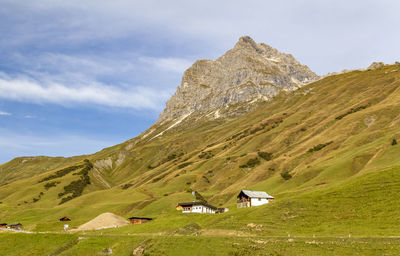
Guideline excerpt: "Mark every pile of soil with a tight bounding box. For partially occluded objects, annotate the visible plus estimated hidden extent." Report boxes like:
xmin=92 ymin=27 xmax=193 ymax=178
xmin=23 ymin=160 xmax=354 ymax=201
xmin=76 ymin=212 xmax=129 ymax=231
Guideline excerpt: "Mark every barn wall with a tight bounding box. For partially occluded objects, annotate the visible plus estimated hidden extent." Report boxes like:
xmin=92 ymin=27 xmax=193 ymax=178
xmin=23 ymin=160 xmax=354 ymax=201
xmin=250 ymin=198 xmax=269 ymax=207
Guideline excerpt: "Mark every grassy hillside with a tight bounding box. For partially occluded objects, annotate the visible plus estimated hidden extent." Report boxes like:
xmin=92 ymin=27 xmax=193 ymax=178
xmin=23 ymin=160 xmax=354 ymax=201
xmin=0 ymin=64 xmax=400 ymax=254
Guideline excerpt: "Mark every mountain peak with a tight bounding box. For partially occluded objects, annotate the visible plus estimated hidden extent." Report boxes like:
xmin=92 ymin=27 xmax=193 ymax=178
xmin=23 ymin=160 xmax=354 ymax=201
xmin=235 ymin=36 xmax=258 ymax=48
xmin=157 ymin=38 xmax=319 ymax=125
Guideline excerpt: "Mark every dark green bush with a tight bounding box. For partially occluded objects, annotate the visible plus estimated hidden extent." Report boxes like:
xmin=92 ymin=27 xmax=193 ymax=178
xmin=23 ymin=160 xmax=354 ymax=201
xmin=39 ymin=164 xmax=83 ymax=183
xmin=392 ymin=138 xmax=398 ymax=146
xmin=178 ymin=162 xmax=193 ymax=169
xmin=258 ymin=151 xmax=273 ymax=161
xmin=58 ymin=160 xmax=93 ymax=205
xmin=281 ymin=171 xmax=292 ymax=180
xmin=240 ymin=157 xmax=261 ymax=168
xmin=121 ymin=183 xmax=133 ymax=190
xmin=198 ymin=151 xmax=214 ymax=159
xmin=335 ymin=105 xmax=368 ymax=120
xmin=44 ymin=181 xmax=60 ymax=190
xmin=308 ymin=141 xmax=333 ymax=153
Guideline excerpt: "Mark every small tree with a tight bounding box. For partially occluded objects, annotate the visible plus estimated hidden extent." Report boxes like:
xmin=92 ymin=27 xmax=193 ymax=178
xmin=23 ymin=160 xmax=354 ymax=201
xmin=392 ymin=138 xmax=398 ymax=146
xmin=281 ymin=171 xmax=292 ymax=180
xmin=258 ymin=151 xmax=273 ymax=161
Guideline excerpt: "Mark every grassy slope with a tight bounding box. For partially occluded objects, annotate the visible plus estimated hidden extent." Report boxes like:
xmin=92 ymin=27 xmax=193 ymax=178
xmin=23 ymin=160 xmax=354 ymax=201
xmin=0 ymin=155 xmax=87 ymax=185
xmin=0 ymin=64 xmax=400 ymax=254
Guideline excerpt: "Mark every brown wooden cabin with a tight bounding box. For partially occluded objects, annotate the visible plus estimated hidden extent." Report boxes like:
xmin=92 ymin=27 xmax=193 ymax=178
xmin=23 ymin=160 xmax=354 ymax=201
xmin=8 ymin=223 xmax=22 ymax=229
xmin=0 ymin=223 xmax=7 ymax=228
xmin=128 ymin=217 xmax=152 ymax=225
xmin=217 ymin=208 xmax=229 ymax=213
xmin=59 ymin=216 xmax=71 ymax=222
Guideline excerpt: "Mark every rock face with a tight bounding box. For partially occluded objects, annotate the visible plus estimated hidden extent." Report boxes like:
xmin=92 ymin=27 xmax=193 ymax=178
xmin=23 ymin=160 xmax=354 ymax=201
xmin=157 ymin=36 xmax=319 ymax=123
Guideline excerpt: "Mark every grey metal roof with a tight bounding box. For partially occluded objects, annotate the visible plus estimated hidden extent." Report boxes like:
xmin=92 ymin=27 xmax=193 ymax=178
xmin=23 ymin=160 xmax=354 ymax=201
xmin=177 ymin=201 xmax=217 ymax=210
xmin=240 ymin=190 xmax=274 ymax=199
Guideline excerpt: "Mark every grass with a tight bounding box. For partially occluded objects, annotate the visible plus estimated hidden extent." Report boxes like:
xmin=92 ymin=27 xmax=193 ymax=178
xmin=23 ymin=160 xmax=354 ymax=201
xmin=1 ymin=65 xmax=400 ymax=253
xmin=0 ymin=233 xmax=399 ymax=255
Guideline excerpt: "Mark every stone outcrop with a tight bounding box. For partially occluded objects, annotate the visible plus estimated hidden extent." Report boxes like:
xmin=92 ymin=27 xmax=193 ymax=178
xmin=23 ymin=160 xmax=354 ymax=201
xmin=157 ymin=36 xmax=319 ymax=124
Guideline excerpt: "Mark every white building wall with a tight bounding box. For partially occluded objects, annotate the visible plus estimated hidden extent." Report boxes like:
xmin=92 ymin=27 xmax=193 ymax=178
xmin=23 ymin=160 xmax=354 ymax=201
xmin=181 ymin=205 xmax=215 ymax=214
xmin=250 ymin=198 xmax=269 ymax=207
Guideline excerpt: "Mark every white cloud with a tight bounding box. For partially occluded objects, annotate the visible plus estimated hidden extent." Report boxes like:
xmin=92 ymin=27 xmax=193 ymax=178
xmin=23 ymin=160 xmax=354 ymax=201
xmin=139 ymin=57 xmax=193 ymax=73
xmin=0 ymin=74 xmax=170 ymax=111
xmin=0 ymin=110 xmax=12 ymax=116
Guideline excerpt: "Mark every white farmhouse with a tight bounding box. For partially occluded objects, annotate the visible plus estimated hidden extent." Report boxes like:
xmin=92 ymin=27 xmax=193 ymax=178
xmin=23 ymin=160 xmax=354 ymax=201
xmin=237 ymin=190 xmax=274 ymax=208
xmin=176 ymin=202 xmax=217 ymax=214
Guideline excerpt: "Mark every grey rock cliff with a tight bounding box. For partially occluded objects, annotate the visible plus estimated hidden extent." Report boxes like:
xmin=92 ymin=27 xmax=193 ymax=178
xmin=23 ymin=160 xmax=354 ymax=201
xmin=157 ymin=36 xmax=319 ymax=124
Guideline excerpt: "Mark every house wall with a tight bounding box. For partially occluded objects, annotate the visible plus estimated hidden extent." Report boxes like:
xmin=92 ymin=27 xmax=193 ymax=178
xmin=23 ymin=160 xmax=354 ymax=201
xmin=182 ymin=205 xmax=215 ymax=214
xmin=250 ymin=197 xmax=269 ymax=207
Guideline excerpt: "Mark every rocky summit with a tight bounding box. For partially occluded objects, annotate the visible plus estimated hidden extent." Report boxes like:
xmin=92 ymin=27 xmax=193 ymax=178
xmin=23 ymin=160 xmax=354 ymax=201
xmin=157 ymin=36 xmax=319 ymax=124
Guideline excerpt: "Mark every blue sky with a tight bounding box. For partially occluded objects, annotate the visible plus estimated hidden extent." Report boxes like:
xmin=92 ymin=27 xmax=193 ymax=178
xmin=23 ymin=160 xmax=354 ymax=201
xmin=0 ymin=0 xmax=399 ymax=163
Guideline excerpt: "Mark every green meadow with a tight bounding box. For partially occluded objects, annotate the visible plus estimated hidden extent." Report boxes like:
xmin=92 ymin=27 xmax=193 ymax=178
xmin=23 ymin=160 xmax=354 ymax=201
xmin=1 ymin=64 xmax=400 ymax=254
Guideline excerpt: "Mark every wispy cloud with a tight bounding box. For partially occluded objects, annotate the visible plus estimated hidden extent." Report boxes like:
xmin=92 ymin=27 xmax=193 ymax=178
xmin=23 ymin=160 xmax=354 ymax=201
xmin=139 ymin=57 xmax=193 ymax=73
xmin=0 ymin=73 xmax=170 ymax=111
xmin=0 ymin=110 xmax=12 ymax=116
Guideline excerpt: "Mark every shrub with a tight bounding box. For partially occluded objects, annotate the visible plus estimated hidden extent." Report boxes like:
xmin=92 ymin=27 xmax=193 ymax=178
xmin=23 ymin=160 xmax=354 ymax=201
xmin=152 ymin=177 xmax=162 ymax=183
xmin=392 ymin=138 xmax=398 ymax=146
xmin=121 ymin=183 xmax=133 ymax=190
xmin=147 ymin=164 xmax=156 ymax=169
xmin=258 ymin=151 xmax=273 ymax=161
xmin=240 ymin=157 xmax=261 ymax=168
xmin=281 ymin=171 xmax=292 ymax=180
xmin=335 ymin=105 xmax=368 ymax=120
xmin=38 ymin=164 xmax=83 ymax=183
xmin=44 ymin=181 xmax=60 ymax=190
xmin=308 ymin=141 xmax=333 ymax=153
xmin=198 ymin=151 xmax=214 ymax=159
xmin=178 ymin=162 xmax=192 ymax=169
xmin=58 ymin=160 xmax=93 ymax=205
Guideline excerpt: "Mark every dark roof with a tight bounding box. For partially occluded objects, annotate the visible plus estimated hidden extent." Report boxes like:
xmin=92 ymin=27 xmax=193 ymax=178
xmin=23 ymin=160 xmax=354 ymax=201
xmin=8 ymin=223 xmax=22 ymax=226
xmin=0 ymin=223 xmax=7 ymax=225
xmin=177 ymin=201 xmax=217 ymax=210
xmin=128 ymin=217 xmax=153 ymax=220
xmin=59 ymin=216 xmax=71 ymax=221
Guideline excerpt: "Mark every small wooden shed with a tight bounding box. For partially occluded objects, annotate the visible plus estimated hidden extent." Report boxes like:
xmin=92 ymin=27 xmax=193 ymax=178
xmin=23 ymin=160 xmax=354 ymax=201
xmin=128 ymin=217 xmax=152 ymax=225
xmin=8 ymin=223 xmax=22 ymax=229
xmin=59 ymin=216 xmax=71 ymax=221
xmin=0 ymin=223 xmax=7 ymax=228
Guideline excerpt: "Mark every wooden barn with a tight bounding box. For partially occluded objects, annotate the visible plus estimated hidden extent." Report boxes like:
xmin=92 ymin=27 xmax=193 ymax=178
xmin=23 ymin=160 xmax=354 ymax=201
xmin=0 ymin=223 xmax=7 ymax=228
xmin=176 ymin=202 xmax=217 ymax=214
xmin=8 ymin=223 xmax=22 ymax=230
xmin=59 ymin=216 xmax=71 ymax=221
xmin=217 ymin=207 xmax=229 ymax=213
xmin=128 ymin=217 xmax=152 ymax=225
xmin=237 ymin=190 xmax=274 ymax=208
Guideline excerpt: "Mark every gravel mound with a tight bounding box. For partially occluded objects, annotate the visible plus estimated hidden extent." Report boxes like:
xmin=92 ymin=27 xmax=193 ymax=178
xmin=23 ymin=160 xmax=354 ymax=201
xmin=76 ymin=212 xmax=129 ymax=231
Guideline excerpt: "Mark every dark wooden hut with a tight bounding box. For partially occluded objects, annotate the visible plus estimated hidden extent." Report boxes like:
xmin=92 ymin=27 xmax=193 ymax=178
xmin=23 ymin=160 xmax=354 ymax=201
xmin=128 ymin=217 xmax=152 ymax=225
xmin=8 ymin=223 xmax=22 ymax=229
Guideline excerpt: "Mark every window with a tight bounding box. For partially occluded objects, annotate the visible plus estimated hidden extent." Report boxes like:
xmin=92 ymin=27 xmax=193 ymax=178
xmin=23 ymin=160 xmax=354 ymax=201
xmin=258 ymin=198 xmax=261 ymax=201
